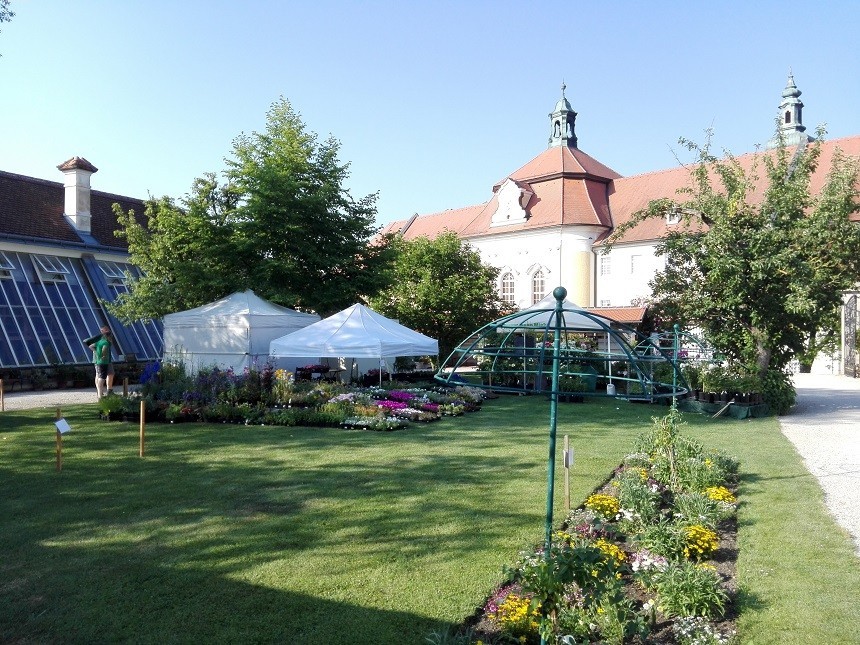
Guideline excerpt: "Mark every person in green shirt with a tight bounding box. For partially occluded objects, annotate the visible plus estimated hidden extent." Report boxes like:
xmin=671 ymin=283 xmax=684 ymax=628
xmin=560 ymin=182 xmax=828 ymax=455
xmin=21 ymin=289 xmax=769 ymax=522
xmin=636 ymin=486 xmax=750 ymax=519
xmin=85 ymin=325 xmax=114 ymax=398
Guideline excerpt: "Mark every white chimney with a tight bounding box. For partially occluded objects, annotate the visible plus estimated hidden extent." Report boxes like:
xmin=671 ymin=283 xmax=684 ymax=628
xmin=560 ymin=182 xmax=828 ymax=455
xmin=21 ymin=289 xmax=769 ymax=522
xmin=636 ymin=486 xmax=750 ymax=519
xmin=57 ymin=156 xmax=98 ymax=233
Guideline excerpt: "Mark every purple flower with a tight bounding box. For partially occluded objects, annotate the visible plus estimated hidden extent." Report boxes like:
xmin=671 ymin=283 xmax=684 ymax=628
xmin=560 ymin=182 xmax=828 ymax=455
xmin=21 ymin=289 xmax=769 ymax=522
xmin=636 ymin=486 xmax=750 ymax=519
xmin=387 ymin=390 xmax=415 ymax=402
xmin=374 ymin=400 xmax=408 ymax=410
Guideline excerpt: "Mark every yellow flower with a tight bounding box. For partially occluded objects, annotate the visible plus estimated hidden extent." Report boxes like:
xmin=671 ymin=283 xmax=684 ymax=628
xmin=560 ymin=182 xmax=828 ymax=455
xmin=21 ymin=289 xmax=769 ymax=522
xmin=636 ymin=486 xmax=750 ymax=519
xmin=585 ymin=493 xmax=620 ymax=518
xmin=704 ymin=485 xmax=736 ymax=504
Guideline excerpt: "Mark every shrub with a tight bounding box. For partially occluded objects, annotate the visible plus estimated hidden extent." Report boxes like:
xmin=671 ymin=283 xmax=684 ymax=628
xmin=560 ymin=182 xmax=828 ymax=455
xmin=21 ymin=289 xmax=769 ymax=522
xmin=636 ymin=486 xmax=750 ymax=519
xmin=761 ymin=369 xmax=796 ymax=415
xmin=677 ymin=455 xmax=726 ymax=492
xmin=635 ymin=516 xmax=686 ymax=560
xmin=650 ymin=561 xmax=728 ymax=618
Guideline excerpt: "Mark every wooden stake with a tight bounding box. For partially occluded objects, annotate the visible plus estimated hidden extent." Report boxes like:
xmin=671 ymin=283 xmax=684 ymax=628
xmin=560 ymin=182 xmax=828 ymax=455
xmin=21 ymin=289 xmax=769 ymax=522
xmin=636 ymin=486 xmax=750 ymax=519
xmin=123 ymin=377 xmax=129 ymax=397
xmin=1 ymin=378 xmax=4 ymax=412
xmin=563 ymin=434 xmax=570 ymax=511
xmin=55 ymin=407 xmax=62 ymax=472
xmin=139 ymin=400 xmax=146 ymax=457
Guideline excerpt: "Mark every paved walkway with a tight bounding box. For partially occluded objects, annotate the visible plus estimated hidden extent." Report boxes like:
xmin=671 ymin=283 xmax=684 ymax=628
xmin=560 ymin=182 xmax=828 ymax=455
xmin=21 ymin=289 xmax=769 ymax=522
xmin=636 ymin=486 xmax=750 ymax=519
xmin=778 ymin=373 xmax=860 ymax=556
xmin=3 ymin=376 xmax=859 ymax=554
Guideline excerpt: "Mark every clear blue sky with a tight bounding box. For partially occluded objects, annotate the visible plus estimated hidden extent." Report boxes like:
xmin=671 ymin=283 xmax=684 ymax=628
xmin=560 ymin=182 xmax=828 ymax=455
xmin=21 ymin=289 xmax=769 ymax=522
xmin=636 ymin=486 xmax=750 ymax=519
xmin=2 ymin=1 xmax=858 ymax=226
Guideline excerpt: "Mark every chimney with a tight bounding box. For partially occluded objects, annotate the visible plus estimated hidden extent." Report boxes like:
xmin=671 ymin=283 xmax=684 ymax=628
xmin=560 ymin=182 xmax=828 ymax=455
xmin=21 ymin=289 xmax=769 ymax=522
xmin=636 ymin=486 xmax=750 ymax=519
xmin=57 ymin=156 xmax=99 ymax=233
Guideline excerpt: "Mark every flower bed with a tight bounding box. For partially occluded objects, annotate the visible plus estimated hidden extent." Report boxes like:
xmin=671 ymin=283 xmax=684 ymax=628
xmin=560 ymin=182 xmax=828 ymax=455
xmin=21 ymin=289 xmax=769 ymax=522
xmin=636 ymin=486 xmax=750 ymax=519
xmin=461 ymin=408 xmax=739 ymax=644
xmin=98 ymin=361 xmax=489 ymax=430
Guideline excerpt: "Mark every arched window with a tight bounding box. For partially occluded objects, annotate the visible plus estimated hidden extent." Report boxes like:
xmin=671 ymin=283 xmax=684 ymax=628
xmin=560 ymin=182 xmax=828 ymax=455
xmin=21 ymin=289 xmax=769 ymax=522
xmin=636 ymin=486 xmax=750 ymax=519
xmin=531 ymin=270 xmax=545 ymax=304
xmin=500 ymin=272 xmax=515 ymax=304
xmin=785 ymin=111 xmax=791 ymax=124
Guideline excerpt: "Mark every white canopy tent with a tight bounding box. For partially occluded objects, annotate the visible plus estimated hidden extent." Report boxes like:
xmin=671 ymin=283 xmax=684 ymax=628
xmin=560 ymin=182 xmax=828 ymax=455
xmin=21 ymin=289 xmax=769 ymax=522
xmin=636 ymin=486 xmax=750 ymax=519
xmin=162 ymin=289 xmax=320 ymax=375
xmin=269 ymin=303 xmax=438 ymax=383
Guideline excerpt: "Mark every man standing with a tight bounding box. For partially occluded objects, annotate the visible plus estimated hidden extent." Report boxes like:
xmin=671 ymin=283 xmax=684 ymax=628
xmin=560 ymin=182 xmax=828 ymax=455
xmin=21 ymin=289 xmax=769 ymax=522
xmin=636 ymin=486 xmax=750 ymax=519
xmin=86 ymin=325 xmax=114 ymax=398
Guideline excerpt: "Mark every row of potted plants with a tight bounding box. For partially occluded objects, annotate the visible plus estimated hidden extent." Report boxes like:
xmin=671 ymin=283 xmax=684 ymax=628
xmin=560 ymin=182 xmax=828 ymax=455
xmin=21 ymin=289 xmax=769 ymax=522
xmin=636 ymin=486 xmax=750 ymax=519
xmin=97 ymin=361 xmax=488 ymax=429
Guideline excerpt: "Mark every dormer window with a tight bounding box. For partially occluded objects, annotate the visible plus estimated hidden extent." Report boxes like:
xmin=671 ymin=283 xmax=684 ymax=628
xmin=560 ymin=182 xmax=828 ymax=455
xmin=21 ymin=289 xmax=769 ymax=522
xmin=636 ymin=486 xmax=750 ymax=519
xmin=0 ymin=251 xmax=15 ymax=271
xmin=33 ymin=254 xmax=70 ymax=283
xmin=98 ymin=261 xmax=129 ymax=287
xmin=666 ymin=208 xmax=682 ymax=225
xmin=491 ymin=178 xmax=533 ymax=227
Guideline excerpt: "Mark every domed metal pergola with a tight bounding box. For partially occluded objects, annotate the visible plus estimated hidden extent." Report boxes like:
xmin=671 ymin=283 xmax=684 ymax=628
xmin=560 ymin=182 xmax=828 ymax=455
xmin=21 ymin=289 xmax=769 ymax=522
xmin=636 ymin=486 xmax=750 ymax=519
xmin=434 ymin=289 xmax=687 ymax=402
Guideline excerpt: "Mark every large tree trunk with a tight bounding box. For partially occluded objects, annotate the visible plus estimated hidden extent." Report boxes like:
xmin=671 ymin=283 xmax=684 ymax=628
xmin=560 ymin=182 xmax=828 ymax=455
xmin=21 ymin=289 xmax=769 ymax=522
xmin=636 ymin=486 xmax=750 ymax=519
xmin=753 ymin=328 xmax=772 ymax=380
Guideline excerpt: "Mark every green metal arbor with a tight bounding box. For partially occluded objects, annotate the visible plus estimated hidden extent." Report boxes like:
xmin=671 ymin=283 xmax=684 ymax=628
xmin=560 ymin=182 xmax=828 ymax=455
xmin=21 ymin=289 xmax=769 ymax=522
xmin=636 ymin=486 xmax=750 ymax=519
xmin=434 ymin=290 xmax=687 ymax=401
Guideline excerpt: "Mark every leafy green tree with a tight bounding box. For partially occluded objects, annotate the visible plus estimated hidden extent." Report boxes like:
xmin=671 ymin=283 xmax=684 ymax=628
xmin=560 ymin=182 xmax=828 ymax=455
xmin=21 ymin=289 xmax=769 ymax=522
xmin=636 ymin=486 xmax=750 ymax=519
xmin=0 ymin=0 xmax=14 ymax=51
xmin=226 ymin=98 xmax=395 ymax=316
xmin=609 ymin=128 xmax=860 ymax=380
xmin=110 ymin=98 xmax=395 ymax=320
xmin=110 ymin=175 xmax=243 ymax=320
xmin=369 ymin=232 xmax=510 ymax=361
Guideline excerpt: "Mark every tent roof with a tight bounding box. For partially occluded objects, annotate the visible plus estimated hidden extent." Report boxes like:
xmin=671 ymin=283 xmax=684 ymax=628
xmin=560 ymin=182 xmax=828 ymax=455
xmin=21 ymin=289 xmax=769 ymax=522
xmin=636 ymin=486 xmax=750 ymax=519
xmin=269 ymin=303 xmax=438 ymax=358
xmin=163 ymin=289 xmax=319 ymax=327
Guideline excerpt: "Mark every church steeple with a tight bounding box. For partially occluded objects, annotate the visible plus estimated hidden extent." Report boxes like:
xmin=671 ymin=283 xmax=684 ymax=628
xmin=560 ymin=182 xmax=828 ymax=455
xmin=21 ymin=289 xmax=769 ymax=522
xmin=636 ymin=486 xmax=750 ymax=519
xmin=548 ymin=82 xmax=578 ymax=148
xmin=767 ymin=71 xmax=815 ymax=149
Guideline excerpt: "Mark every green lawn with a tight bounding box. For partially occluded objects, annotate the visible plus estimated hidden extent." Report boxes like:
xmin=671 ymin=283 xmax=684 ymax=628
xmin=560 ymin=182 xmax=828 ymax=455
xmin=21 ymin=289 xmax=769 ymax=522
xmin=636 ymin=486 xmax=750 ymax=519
xmin=1 ymin=396 xmax=858 ymax=643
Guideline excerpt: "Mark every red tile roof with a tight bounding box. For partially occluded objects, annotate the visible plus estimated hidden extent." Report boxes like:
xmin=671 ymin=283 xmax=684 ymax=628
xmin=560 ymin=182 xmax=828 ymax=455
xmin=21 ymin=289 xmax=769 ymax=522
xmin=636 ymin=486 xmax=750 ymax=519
xmin=499 ymin=145 xmax=622 ymax=187
xmin=386 ymin=136 xmax=860 ymax=245
xmin=585 ymin=306 xmax=647 ymax=324
xmin=386 ymin=144 xmax=621 ymax=240
xmin=607 ymin=136 xmax=860 ymax=244
xmin=0 ymin=169 xmax=146 ymax=249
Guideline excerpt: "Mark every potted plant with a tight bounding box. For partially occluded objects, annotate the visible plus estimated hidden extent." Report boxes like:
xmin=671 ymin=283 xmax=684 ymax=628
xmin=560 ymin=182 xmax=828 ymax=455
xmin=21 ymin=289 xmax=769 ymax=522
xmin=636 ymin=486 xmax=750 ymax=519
xmin=557 ymin=374 xmax=587 ymax=403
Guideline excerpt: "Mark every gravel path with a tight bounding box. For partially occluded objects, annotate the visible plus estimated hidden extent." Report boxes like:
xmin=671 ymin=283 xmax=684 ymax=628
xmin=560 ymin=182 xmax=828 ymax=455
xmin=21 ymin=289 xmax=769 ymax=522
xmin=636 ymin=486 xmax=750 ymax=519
xmin=778 ymin=373 xmax=860 ymax=556
xmin=1 ymin=386 xmax=101 ymax=411
xmin=3 ymin=375 xmax=859 ymax=555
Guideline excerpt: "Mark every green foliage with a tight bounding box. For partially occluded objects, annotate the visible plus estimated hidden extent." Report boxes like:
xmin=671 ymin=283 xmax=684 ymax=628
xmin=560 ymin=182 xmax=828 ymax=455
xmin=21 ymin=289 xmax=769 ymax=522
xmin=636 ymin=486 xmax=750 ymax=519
xmin=369 ymin=232 xmax=509 ymax=360
xmin=700 ymin=364 xmax=761 ymax=394
xmin=96 ymin=392 xmax=129 ymax=415
xmin=673 ymin=492 xmax=724 ymax=529
xmin=511 ymin=539 xmax=624 ymax=640
xmin=649 ymin=560 xmax=728 ymax=618
xmin=635 ymin=516 xmax=687 ymax=559
xmin=609 ymin=129 xmax=860 ymax=379
xmin=558 ymin=374 xmax=587 ymax=393
xmin=110 ymin=98 xmax=395 ymax=321
xmin=615 ymin=469 xmax=661 ymax=527
xmin=761 ymin=369 xmax=796 ymax=414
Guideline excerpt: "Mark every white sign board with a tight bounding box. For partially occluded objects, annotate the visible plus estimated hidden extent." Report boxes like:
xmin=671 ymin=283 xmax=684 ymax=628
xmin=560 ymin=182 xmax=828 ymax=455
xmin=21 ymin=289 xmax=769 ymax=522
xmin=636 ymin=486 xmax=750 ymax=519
xmin=54 ymin=418 xmax=72 ymax=435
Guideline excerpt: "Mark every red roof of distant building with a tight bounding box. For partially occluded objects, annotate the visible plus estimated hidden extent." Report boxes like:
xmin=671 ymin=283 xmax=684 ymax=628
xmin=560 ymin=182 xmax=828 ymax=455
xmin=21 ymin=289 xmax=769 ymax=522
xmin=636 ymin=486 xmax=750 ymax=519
xmin=585 ymin=306 xmax=647 ymax=324
xmin=382 ymin=135 xmax=860 ymax=245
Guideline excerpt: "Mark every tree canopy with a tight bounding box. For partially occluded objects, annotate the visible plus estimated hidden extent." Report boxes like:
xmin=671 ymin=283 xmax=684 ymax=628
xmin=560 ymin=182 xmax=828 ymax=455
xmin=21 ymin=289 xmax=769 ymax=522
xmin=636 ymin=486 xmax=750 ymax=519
xmin=0 ymin=0 xmax=14 ymax=46
xmin=110 ymin=98 xmax=395 ymax=321
xmin=610 ymin=128 xmax=860 ymax=380
xmin=369 ymin=232 xmax=510 ymax=361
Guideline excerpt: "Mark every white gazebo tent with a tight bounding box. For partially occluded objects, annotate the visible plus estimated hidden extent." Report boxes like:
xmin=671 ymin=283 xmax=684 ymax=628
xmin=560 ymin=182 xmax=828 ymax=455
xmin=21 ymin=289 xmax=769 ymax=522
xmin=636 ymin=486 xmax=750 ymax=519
xmin=162 ymin=289 xmax=320 ymax=375
xmin=269 ymin=303 xmax=438 ymax=384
